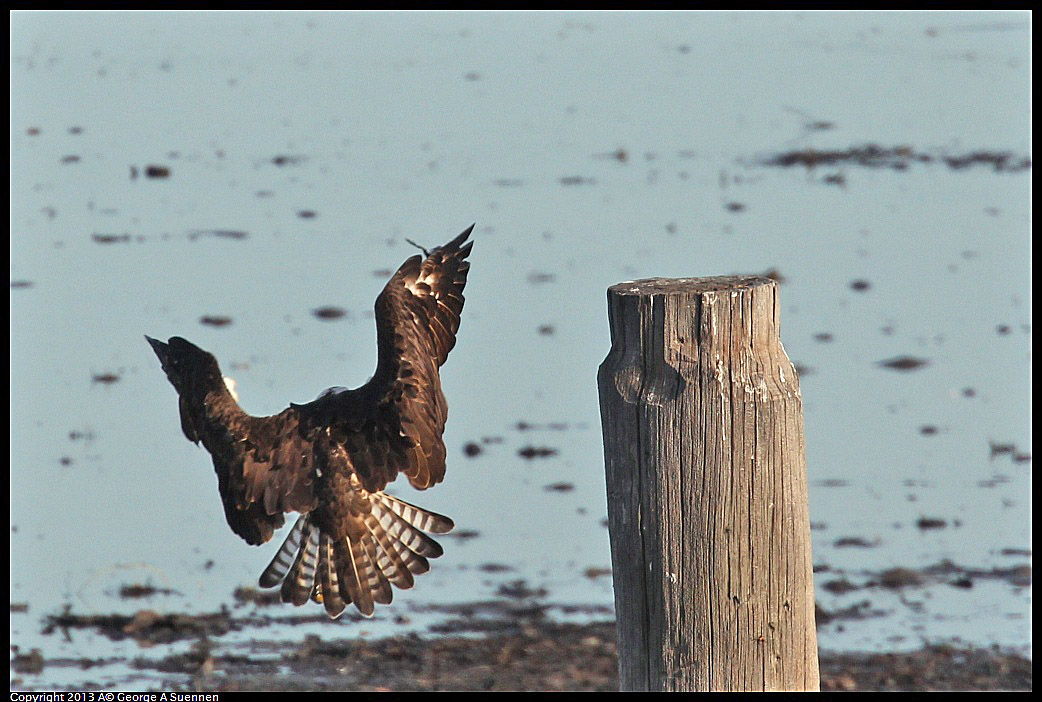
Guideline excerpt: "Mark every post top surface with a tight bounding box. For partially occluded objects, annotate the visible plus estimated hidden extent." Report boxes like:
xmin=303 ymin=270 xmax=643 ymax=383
xmin=607 ymin=275 xmax=775 ymax=296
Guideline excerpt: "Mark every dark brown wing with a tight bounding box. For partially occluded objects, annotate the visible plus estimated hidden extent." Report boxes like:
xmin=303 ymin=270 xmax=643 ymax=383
xmin=147 ymin=336 xmax=318 ymax=545
xmin=209 ymin=407 xmax=318 ymax=545
xmin=332 ymin=225 xmax=474 ymax=493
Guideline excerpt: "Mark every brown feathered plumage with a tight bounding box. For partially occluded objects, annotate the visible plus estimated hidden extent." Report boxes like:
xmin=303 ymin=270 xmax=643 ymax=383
xmin=147 ymin=225 xmax=473 ymax=617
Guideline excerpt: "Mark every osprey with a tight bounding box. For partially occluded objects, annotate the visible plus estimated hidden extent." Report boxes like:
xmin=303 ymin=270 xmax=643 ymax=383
xmin=146 ymin=225 xmax=474 ymax=618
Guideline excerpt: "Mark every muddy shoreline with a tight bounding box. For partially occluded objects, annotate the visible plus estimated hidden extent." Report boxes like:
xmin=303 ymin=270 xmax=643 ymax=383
xmin=13 ymin=609 xmax=1031 ymax=692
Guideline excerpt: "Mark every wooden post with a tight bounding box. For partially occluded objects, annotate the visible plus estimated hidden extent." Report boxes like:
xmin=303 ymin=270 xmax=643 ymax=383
xmin=597 ymin=276 xmax=818 ymax=692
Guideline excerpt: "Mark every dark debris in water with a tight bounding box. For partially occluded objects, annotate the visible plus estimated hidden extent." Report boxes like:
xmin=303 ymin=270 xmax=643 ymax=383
xmin=988 ymin=440 xmax=1031 ymax=464
xmin=271 ymin=155 xmax=307 ymax=167
xmin=815 ymin=479 xmax=849 ymax=488
xmin=10 ymin=647 xmax=45 ymax=675
xmin=527 ymin=271 xmax=557 ymax=284
xmin=200 ymin=315 xmax=233 ymax=328
xmin=91 ymin=372 xmax=121 ymax=385
xmin=877 ymin=567 xmax=924 ymax=589
xmin=989 ymin=441 xmax=1016 ymax=458
xmin=515 ymin=421 xmax=572 ymax=432
xmin=42 ymin=607 xmax=240 ymax=645
xmin=312 ymin=306 xmax=348 ymax=321
xmin=593 ymin=148 xmax=628 ymax=163
xmin=518 ymin=446 xmax=559 ymax=460
xmin=10 ymin=280 xmax=34 ymax=289
xmin=819 ymin=559 xmax=1030 ymax=595
xmin=496 ymin=579 xmax=548 ymax=601
xmin=119 ymin=583 xmax=181 ymax=599
xmin=188 ymin=229 xmax=250 ymax=241
xmin=815 ymin=599 xmax=886 ymax=627
xmin=761 ymin=144 xmax=1031 ymax=173
xmin=943 ymin=151 xmax=1031 ymax=172
xmin=822 ymin=578 xmax=860 ymax=595
xmin=446 ymin=529 xmax=481 ymax=541
xmin=92 ymin=233 xmax=131 ymax=244
xmin=878 ymin=356 xmax=930 ymax=372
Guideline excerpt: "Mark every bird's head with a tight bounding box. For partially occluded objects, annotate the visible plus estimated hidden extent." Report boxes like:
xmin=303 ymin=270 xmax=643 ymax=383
xmin=146 ymin=335 xmax=225 ymax=396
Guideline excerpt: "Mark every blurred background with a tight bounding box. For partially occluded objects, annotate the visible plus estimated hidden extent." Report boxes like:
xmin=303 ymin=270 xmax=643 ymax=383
xmin=10 ymin=10 xmax=1030 ymax=689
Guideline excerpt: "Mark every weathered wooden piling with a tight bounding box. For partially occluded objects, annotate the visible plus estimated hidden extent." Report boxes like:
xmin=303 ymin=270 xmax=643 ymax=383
xmin=597 ymin=276 xmax=818 ymax=691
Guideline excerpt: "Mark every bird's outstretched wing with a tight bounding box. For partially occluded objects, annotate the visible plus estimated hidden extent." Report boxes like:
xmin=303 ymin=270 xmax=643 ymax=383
xmin=146 ymin=335 xmax=318 ymax=546
xmin=295 ymin=224 xmax=474 ymax=494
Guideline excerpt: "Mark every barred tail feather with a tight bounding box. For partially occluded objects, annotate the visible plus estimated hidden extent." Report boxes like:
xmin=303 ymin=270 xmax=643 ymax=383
xmin=285 ymin=524 xmax=320 ymax=606
xmin=318 ymin=534 xmax=347 ymax=618
xmin=358 ymin=530 xmax=394 ymax=606
xmin=256 ymin=494 xmax=454 ymax=618
xmin=331 ymin=537 xmax=370 ymax=617
xmin=375 ymin=493 xmax=455 ymax=534
xmin=346 ymin=536 xmax=380 ymax=615
xmin=362 ymin=511 xmax=415 ymax=589
xmin=259 ymin=515 xmax=308 ymax=587
xmin=373 ymin=494 xmax=450 ymax=561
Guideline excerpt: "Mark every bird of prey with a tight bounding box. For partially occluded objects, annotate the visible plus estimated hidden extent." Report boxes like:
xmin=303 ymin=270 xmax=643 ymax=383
xmin=146 ymin=225 xmax=474 ymax=618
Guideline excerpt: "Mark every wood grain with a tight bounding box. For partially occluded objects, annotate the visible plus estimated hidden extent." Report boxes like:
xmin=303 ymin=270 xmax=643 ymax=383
xmin=598 ymin=276 xmax=818 ymax=691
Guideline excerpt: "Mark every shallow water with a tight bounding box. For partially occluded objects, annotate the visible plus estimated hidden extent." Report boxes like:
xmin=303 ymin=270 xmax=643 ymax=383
xmin=10 ymin=10 xmax=1031 ymax=689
